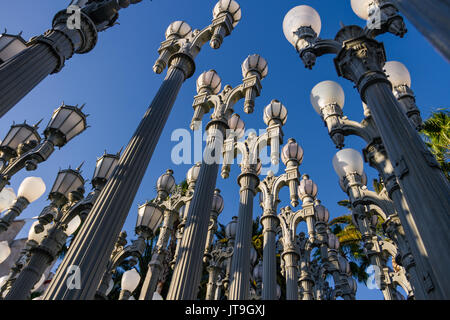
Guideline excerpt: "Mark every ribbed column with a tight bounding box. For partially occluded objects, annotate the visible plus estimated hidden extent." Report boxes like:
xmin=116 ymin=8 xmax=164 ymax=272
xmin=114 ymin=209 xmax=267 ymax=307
xmin=0 ymin=26 xmax=82 ymax=118
xmin=205 ymin=266 xmax=219 ymax=300
xmin=391 ymin=0 xmax=450 ymax=61
xmin=139 ymin=210 xmax=176 ymax=300
xmin=43 ymin=58 xmax=191 ymax=300
xmin=364 ymin=83 xmax=450 ymax=299
xmin=282 ymin=252 xmax=299 ymax=300
xmin=260 ymin=214 xmax=278 ymax=300
xmin=228 ymin=174 xmax=258 ymax=300
xmin=6 ymin=227 xmax=66 ymax=300
xmin=166 ymin=122 xmax=226 ymax=300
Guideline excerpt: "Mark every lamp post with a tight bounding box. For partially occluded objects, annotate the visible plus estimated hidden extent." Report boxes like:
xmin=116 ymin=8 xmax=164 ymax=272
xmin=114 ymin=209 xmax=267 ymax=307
xmin=168 ymin=53 xmax=266 ymax=300
xmin=203 ymin=189 xmax=224 ymax=263
xmin=257 ymin=137 xmax=302 ymax=300
xmin=283 ymin=3 xmax=450 ymax=299
xmin=226 ymin=100 xmax=286 ymax=300
xmin=0 ymin=177 xmax=46 ymax=233
xmin=95 ymin=231 xmax=146 ymax=300
xmin=0 ymin=220 xmax=52 ymax=297
xmin=0 ymin=103 xmax=88 ymax=193
xmin=44 ymin=1 xmax=240 ymax=301
xmin=5 ymin=152 xmax=119 ymax=300
xmin=221 ymin=216 xmax=237 ymax=297
xmin=0 ymin=0 xmax=144 ymax=118
xmin=205 ymin=241 xmax=232 ymax=300
xmin=333 ymin=148 xmax=416 ymax=300
xmin=139 ymin=167 xmax=199 ymax=300
xmin=310 ymin=80 xmax=430 ymax=299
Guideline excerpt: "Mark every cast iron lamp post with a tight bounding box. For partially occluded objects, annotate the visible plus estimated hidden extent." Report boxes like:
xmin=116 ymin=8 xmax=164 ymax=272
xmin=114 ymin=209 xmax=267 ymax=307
xmin=139 ymin=167 xmax=201 ymax=300
xmin=333 ymin=148 xmax=417 ymax=299
xmin=44 ymin=1 xmax=241 ymax=301
xmin=167 ymin=54 xmax=267 ymax=300
xmin=257 ymin=137 xmax=302 ymax=300
xmin=0 ymin=0 xmax=144 ymax=118
xmin=226 ymin=101 xmax=287 ymax=300
xmin=95 ymin=231 xmax=146 ymax=300
xmin=0 ymin=177 xmax=46 ymax=233
xmin=310 ymin=79 xmax=430 ymax=299
xmin=5 ymin=154 xmax=119 ymax=300
xmin=283 ymin=4 xmax=450 ymax=299
xmin=0 ymin=220 xmax=52 ymax=297
xmin=0 ymin=104 xmax=88 ymax=193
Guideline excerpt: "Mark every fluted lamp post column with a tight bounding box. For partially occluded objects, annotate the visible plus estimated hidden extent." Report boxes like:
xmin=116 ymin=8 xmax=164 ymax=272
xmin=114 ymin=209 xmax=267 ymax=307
xmin=44 ymin=1 xmax=241 ymax=301
xmin=257 ymin=136 xmax=302 ymax=300
xmin=203 ymin=189 xmax=224 ymax=263
xmin=221 ymin=216 xmax=237 ymax=297
xmin=168 ymin=53 xmax=267 ymax=300
xmin=284 ymin=4 xmax=450 ymax=299
xmin=0 ymin=103 xmax=88 ymax=193
xmin=0 ymin=0 xmax=144 ymax=118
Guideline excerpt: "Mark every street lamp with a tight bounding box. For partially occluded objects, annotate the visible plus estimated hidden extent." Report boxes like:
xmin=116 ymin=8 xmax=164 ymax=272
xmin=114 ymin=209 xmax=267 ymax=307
xmin=45 ymin=1 xmax=241 ymax=301
xmin=283 ymin=2 xmax=450 ymax=299
xmin=0 ymin=103 xmax=88 ymax=192
xmin=0 ymin=177 xmax=46 ymax=233
xmin=167 ymin=54 xmax=266 ymax=300
xmin=119 ymin=268 xmax=141 ymax=300
xmin=0 ymin=32 xmax=27 ymax=65
xmin=0 ymin=0 xmax=144 ymax=118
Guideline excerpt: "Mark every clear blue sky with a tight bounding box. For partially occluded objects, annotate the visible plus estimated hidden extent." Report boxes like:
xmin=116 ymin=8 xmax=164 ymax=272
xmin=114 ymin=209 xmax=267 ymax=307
xmin=1 ymin=0 xmax=448 ymax=300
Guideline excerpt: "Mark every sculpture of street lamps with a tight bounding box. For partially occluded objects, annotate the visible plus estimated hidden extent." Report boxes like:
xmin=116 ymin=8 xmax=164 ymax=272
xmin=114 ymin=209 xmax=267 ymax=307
xmin=5 ymin=152 xmax=120 ymax=300
xmin=310 ymin=79 xmax=431 ymax=299
xmin=0 ymin=103 xmax=88 ymax=193
xmin=257 ymin=137 xmax=302 ymax=300
xmin=0 ymin=0 xmax=144 ymax=117
xmin=45 ymin=1 xmax=241 ymax=300
xmin=168 ymin=54 xmax=267 ymax=300
xmin=283 ymin=3 xmax=450 ymax=299
xmin=0 ymin=177 xmax=46 ymax=233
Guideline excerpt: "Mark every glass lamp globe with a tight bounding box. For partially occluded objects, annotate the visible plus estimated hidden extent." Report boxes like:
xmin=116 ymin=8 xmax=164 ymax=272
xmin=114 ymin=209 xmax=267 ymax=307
xmin=225 ymin=216 xmax=238 ymax=239
xmin=165 ymin=21 xmax=192 ymax=39
xmin=156 ymin=169 xmax=176 ymax=195
xmin=44 ymin=104 xmax=87 ymax=146
xmin=92 ymin=153 xmax=120 ymax=185
xmin=350 ymin=0 xmax=371 ymax=20
xmin=281 ymin=138 xmax=303 ymax=165
xmin=211 ymin=189 xmax=224 ymax=213
xmin=50 ymin=169 xmax=84 ymax=200
xmin=64 ymin=215 xmax=81 ymax=236
xmin=332 ymin=148 xmax=364 ymax=179
xmin=17 ymin=177 xmax=46 ymax=203
xmin=310 ymin=80 xmax=345 ymax=114
xmin=298 ymin=174 xmax=318 ymax=199
xmin=314 ymin=200 xmax=329 ymax=223
xmin=242 ymin=54 xmax=268 ymax=79
xmin=186 ymin=162 xmax=201 ymax=185
xmin=384 ymin=61 xmax=411 ymax=88
xmin=136 ymin=202 xmax=164 ymax=236
xmin=121 ymin=268 xmax=141 ymax=293
xmin=0 ymin=187 xmax=16 ymax=212
xmin=0 ymin=122 xmax=40 ymax=154
xmin=228 ymin=113 xmax=245 ymax=139
xmin=213 ymin=0 xmax=242 ymax=27
xmin=196 ymin=70 xmax=222 ymax=94
xmin=0 ymin=241 xmax=11 ymax=264
xmin=283 ymin=5 xmax=321 ymax=45
xmin=263 ymin=99 xmax=288 ymax=126
xmin=28 ymin=221 xmax=52 ymax=244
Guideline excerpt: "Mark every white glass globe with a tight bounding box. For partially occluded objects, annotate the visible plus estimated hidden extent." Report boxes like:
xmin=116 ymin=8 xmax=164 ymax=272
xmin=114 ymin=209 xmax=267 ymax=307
xmin=283 ymin=5 xmax=321 ymax=46
xmin=310 ymin=81 xmax=345 ymax=114
xmin=64 ymin=215 xmax=81 ymax=236
xmin=165 ymin=21 xmax=192 ymax=39
xmin=0 ymin=187 xmax=16 ymax=212
xmin=384 ymin=61 xmax=411 ymax=88
xmin=0 ymin=241 xmax=11 ymax=264
xmin=121 ymin=268 xmax=141 ymax=292
xmin=28 ymin=221 xmax=52 ymax=244
xmin=17 ymin=177 xmax=46 ymax=203
xmin=351 ymin=0 xmax=371 ymax=20
xmin=213 ymin=0 xmax=242 ymax=27
xmin=332 ymin=149 xmax=364 ymax=178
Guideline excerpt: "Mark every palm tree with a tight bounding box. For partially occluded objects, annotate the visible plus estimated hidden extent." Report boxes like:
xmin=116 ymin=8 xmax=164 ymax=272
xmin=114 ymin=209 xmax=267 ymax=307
xmin=421 ymin=108 xmax=450 ymax=180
